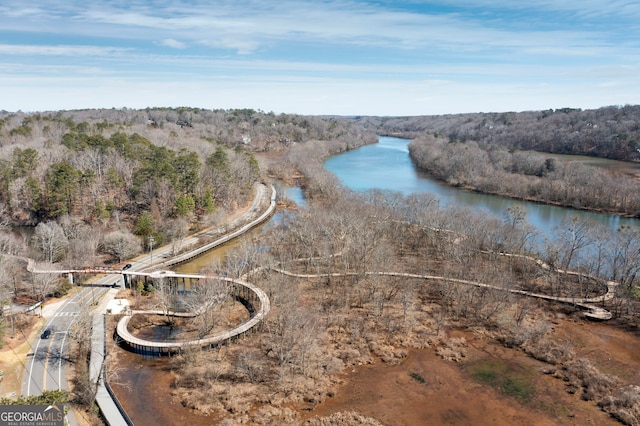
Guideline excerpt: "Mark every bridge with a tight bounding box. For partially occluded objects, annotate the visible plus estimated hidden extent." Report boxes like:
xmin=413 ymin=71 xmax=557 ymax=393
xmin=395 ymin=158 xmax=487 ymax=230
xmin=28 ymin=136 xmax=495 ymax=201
xmin=19 ymin=183 xmax=276 ymax=425
xmin=114 ymin=273 xmax=270 ymax=355
xmin=26 ymin=265 xmax=272 ymax=355
xmin=25 ymin=183 xmax=277 ymax=356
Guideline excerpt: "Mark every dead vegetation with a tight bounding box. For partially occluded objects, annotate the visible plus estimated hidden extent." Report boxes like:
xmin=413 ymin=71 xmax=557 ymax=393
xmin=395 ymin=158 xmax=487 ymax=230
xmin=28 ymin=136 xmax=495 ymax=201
xmin=144 ymin=186 xmax=640 ymax=425
xmin=304 ymin=411 xmax=386 ymax=425
xmin=105 ymin=139 xmax=640 ymax=425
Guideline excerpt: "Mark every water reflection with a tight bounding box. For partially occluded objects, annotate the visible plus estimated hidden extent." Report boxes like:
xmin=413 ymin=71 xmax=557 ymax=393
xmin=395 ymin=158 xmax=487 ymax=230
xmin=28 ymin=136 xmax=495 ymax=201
xmin=284 ymin=185 xmax=306 ymax=207
xmin=325 ymin=136 xmax=639 ymax=239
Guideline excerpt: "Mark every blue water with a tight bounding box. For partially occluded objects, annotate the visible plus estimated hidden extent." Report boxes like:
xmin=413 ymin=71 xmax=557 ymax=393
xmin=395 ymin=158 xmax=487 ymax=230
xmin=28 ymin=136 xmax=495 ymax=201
xmin=325 ymin=136 xmax=638 ymax=239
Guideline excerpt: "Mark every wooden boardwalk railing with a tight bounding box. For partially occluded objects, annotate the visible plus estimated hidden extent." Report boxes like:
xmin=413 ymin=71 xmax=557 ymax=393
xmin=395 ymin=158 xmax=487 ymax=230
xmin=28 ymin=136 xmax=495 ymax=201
xmin=115 ymin=275 xmax=270 ymax=355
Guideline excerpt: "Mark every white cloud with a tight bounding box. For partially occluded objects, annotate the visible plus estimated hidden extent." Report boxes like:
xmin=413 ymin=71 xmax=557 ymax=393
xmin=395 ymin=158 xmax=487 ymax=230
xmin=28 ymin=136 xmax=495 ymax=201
xmin=0 ymin=0 xmax=637 ymax=115
xmin=158 ymin=38 xmax=187 ymax=49
xmin=2 ymin=1 xmax=628 ymax=54
xmin=0 ymin=44 xmax=130 ymax=56
xmin=437 ymin=0 xmax=640 ymax=19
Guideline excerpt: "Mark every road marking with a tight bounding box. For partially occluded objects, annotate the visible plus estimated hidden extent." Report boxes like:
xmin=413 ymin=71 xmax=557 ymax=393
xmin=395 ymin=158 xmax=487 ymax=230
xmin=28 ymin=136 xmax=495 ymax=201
xmin=42 ymin=336 xmax=56 ymax=391
xmin=55 ymin=312 xmax=78 ymax=317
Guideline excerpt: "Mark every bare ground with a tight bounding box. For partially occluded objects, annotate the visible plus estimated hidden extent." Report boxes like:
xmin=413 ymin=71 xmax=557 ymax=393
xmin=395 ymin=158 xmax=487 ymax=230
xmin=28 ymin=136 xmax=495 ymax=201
xmin=0 ymin=314 xmax=43 ymax=397
xmin=108 ymin=315 xmax=632 ymax=426
xmin=302 ymin=324 xmax=621 ymax=426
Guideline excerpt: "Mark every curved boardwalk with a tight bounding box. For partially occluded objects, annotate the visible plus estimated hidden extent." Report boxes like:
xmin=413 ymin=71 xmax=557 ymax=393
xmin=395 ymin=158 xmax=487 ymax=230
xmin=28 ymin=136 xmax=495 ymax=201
xmin=115 ymin=275 xmax=270 ymax=355
xmin=113 ymin=184 xmax=276 ymax=355
xmin=270 ymin=257 xmax=617 ymax=321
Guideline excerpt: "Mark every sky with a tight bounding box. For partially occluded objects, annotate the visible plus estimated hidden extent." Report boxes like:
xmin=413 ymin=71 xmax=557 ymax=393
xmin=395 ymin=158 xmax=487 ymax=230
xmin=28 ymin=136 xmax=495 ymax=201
xmin=1 ymin=1 xmax=639 ymax=116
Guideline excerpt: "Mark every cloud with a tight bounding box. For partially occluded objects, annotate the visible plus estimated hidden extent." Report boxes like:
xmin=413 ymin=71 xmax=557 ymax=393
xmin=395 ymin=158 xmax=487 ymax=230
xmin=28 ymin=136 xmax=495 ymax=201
xmin=0 ymin=44 xmax=130 ymax=56
xmin=0 ymin=1 xmax=635 ymax=59
xmin=0 ymin=0 xmax=637 ymax=115
xmin=158 ymin=38 xmax=187 ymax=49
xmin=436 ymin=0 xmax=640 ymax=19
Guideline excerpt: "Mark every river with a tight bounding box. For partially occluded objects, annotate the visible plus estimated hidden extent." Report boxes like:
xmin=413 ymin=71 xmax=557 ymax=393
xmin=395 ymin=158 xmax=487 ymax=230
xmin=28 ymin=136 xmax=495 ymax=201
xmin=178 ymin=136 xmax=637 ymax=272
xmin=324 ymin=136 xmax=639 ymax=239
xmin=118 ymin=135 xmax=639 ymax=424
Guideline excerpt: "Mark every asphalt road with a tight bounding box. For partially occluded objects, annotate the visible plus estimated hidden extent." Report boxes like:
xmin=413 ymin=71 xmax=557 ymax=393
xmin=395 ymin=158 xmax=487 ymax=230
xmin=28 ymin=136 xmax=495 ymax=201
xmin=21 ymin=284 xmax=109 ymax=397
xmin=20 ymin=182 xmax=272 ymax=400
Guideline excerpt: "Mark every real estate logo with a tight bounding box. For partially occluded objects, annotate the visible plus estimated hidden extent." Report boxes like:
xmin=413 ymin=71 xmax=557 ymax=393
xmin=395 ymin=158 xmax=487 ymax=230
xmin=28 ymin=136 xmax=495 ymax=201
xmin=0 ymin=405 xmax=64 ymax=426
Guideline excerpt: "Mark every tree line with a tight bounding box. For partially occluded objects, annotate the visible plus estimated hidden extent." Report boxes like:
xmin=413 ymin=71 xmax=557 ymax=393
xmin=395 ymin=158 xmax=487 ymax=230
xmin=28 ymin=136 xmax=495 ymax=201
xmin=408 ymin=134 xmax=640 ymax=217
xmin=354 ymin=105 xmax=640 ymax=161
xmin=0 ymin=107 xmax=374 ymax=303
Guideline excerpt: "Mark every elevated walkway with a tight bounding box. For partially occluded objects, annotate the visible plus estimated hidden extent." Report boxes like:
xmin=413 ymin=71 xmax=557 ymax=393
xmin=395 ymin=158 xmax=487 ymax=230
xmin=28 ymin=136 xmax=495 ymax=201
xmin=115 ymin=276 xmax=270 ymax=355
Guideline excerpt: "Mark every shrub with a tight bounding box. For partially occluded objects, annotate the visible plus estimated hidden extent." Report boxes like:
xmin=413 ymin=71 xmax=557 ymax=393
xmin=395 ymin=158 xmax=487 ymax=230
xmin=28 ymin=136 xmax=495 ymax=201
xmin=600 ymin=385 xmax=640 ymax=425
xmin=304 ymin=411 xmax=385 ymax=425
xmin=563 ymin=358 xmax=618 ymax=402
xmin=410 ymin=372 xmax=426 ymax=384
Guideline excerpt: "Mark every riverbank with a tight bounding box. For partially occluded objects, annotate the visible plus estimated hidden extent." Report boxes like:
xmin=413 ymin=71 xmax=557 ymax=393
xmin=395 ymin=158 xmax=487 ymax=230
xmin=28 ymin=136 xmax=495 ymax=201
xmin=444 ymin=181 xmax=640 ymax=219
xmin=407 ymin=136 xmax=640 ymax=219
xmin=102 ymin=140 xmax=640 ymax=425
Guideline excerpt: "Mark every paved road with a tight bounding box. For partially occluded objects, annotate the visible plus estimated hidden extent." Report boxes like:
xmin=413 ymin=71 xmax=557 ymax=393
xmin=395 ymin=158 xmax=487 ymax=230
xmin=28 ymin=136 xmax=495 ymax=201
xmin=20 ymin=183 xmax=274 ymax=425
xmin=21 ymin=284 xmax=109 ymax=397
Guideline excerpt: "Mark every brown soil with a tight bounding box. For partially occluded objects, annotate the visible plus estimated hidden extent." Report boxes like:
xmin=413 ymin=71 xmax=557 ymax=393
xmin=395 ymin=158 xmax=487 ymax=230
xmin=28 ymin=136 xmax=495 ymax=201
xmin=0 ymin=314 xmax=43 ymax=397
xmin=108 ymin=316 xmax=633 ymax=425
xmin=302 ymin=325 xmax=620 ymax=426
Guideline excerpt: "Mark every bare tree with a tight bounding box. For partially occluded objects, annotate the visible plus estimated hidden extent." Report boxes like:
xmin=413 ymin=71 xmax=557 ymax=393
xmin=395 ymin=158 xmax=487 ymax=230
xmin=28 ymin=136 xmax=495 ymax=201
xmin=233 ymin=345 xmax=266 ymax=382
xmin=30 ymin=263 xmax=60 ymax=301
xmin=544 ymin=216 xmax=593 ymax=297
xmin=32 ymin=221 xmax=68 ymax=263
xmin=605 ymin=225 xmax=640 ymax=315
xmin=182 ymin=276 xmax=230 ymax=338
xmin=0 ymin=231 xmax=25 ymax=256
xmin=163 ymin=218 xmax=189 ymax=256
xmin=100 ymin=229 xmax=141 ymax=263
xmin=59 ymin=215 xmax=102 ymax=268
xmin=225 ymin=240 xmax=261 ymax=279
xmin=0 ymin=203 xmax=9 ymax=230
xmin=151 ymin=277 xmax=174 ymax=316
xmin=264 ymin=279 xmax=320 ymax=384
xmin=502 ymin=206 xmax=538 ymax=255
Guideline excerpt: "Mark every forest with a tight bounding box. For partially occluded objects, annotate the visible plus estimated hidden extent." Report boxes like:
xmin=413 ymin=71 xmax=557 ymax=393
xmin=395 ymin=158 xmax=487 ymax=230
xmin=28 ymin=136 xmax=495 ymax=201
xmin=407 ymin=134 xmax=640 ymax=216
xmin=0 ymin=108 xmax=374 ymax=272
xmin=354 ymin=105 xmax=640 ymax=161
xmin=1 ymin=106 xmax=640 ymax=425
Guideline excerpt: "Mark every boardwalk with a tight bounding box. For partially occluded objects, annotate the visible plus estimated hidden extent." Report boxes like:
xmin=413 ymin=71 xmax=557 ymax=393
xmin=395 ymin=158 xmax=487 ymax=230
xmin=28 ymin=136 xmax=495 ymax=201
xmin=115 ymin=276 xmax=270 ymax=355
xmin=25 ymin=182 xmax=276 ymax=425
xmin=271 ymin=257 xmax=617 ymax=321
xmin=112 ymin=183 xmax=276 ymax=354
xmin=23 ymin=181 xmax=621 ymax=425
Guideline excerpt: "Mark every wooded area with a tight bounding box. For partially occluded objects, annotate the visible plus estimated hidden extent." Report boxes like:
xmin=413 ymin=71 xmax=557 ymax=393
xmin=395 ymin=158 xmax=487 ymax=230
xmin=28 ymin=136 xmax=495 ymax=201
xmin=408 ymin=134 xmax=640 ymax=216
xmin=151 ymin=131 xmax=640 ymax=424
xmin=0 ymin=108 xmax=374 ymax=275
xmin=355 ymin=105 xmax=640 ymax=161
xmin=1 ymin=105 xmax=640 ymax=425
